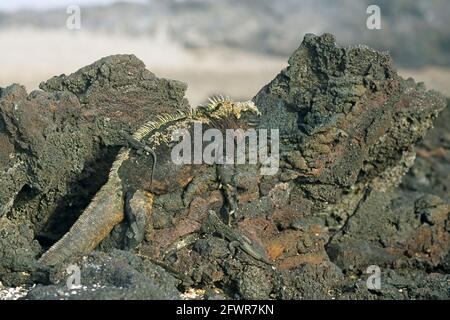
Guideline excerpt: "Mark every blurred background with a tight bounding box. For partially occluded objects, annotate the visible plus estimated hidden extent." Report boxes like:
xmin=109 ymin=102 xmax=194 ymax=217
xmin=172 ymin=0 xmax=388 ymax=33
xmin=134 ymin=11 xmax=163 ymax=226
xmin=0 ymin=0 xmax=449 ymax=106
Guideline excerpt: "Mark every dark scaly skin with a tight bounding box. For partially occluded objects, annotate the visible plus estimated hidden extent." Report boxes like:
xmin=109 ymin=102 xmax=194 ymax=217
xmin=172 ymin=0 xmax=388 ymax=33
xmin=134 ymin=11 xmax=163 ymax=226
xmin=38 ymin=169 xmax=126 ymax=266
xmin=38 ymin=98 xmax=260 ymax=267
xmin=38 ymin=145 xmax=153 ymax=266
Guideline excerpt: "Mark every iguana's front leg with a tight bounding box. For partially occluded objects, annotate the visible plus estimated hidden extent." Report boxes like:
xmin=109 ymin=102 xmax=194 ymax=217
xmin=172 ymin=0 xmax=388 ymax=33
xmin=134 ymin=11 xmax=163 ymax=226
xmin=121 ymin=132 xmax=157 ymax=186
xmin=217 ymin=162 xmax=238 ymax=225
xmin=123 ymin=190 xmax=154 ymax=250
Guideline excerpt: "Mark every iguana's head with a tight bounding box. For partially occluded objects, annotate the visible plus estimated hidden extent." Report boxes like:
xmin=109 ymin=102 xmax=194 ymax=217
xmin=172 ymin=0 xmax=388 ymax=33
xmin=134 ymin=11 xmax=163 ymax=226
xmin=198 ymin=96 xmax=261 ymax=130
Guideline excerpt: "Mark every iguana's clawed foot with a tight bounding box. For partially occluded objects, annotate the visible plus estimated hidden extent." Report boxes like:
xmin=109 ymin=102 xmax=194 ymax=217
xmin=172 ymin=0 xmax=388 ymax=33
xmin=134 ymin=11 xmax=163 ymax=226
xmin=121 ymin=131 xmax=146 ymax=151
xmin=228 ymin=240 xmax=240 ymax=258
xmin=123 ymin=190 xmax=154 ymax=250
xmin=217 ymin=164 xmax=238 ymax=226
xmin=121 ymin=131 xmax=152 ymax=156
xmin=120 ymin=131 xmax=157 ymax=186
xmin=223 ymin=183 xmax=238 ymax=226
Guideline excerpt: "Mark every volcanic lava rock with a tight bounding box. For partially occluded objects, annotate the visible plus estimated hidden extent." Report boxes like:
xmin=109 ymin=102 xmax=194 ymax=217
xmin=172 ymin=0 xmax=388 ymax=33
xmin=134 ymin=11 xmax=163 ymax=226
xmin=401 ymin=102 xmax=450 ymax=202
xmin=325 ymin=100 xmax=450 ymax=300
xmin=25 ymin=250 xmax=181 ymax=300
xmin=0 ymin=34 xmax=448 ymax=300
xmin=0 ymin=55 xmax=189 ymax=286
xmin=254 ymin=33 xmax=446 ymax=214
xmin=145 ymin=34 xmax=447 ymax=299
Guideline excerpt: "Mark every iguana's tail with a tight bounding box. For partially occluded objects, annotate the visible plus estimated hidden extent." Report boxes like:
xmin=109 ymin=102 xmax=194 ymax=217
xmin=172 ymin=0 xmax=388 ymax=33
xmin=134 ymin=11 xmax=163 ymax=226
xmin=38 ymin=152 xmax=129 ymax=267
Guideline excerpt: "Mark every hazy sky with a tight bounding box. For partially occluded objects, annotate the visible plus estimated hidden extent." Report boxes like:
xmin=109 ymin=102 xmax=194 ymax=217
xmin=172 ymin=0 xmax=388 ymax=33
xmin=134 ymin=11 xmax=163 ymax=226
xmin=0 ymin=0 xmax=148 ymax=12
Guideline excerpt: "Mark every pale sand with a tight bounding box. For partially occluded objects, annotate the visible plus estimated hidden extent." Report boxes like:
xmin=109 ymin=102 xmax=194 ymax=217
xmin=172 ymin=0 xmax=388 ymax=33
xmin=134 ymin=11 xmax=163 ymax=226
xmin=399 ymin=67 xmax=450 ymax=97
xmin=0 ymin=28 xmax=448 ymax=109
xmin=0 ymin=281 xmax=29 ymax=300
xmin=0 ymin=28 xmax=286 ymax=106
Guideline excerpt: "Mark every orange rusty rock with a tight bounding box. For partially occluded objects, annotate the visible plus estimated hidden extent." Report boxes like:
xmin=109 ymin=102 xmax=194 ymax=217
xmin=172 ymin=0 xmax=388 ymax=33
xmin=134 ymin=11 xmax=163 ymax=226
xmin=309 ymin=167 xmax=323 ymax=176
xmin=406 ymin=225 xmax=433 ymax=253
xmin=429 ymin=228 xmax=450 ymax=264
xmin=177 ymin=167 xmax=194 ymax=188
xmin=207 ymin=190 xmax=224 ymax=208
xmin=188 ymin=197 xmax=210 ymax=222
xmin=264 ymin=230 xmax=301 ymax=260
xmin=309 ymin=224 xmax=326 ymax=236
xmin=238 ymin=218 xmax=278 ymax=239
xmin=152 ymin=218 xmax=201 ymax=259
xmin=276 ymin=253 xmax=327 ymax=270
xmin=266 ymin=243 xmax=285 ymax=261
xmin=384 ymin=247 xmax=404 ymax=257
xmin=150 ymin=191 xmax=224 ymax=258
xmin=416 ymin=148 xmax=448 ymax=158
xmin=49 ymin=103 xmax=58 ymax=113
xmin=151 ymin=166 xmax=194 ymax=192
xmin=403 ymin=221 xmax=450 ymax=266
xmin=237 ymin=218 xmax=278 ymax=259
xmin=272 ymin=207 xmax=304 ymax=228
xmin=187 ymin=192 xmax=224 ymax=222
xmin=238 ymin=191 xmax=260 ymax=203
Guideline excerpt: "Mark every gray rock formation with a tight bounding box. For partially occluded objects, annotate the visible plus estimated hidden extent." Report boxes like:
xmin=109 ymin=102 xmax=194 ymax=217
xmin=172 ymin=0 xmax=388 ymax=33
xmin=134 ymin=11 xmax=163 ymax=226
xmin=0 ymin=34 xmax=448 ymax=299
xmin=0 ymin=54 xmax=188 ymax=286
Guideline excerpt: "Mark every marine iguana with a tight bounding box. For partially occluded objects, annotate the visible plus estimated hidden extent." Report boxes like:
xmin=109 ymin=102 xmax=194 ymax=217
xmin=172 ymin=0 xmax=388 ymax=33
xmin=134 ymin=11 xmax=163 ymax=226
xmin=38 ymin=97 xmax=263 ymax=267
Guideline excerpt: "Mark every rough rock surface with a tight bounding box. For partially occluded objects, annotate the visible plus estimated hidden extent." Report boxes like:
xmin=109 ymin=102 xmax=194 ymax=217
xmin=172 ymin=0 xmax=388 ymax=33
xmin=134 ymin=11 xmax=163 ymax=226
xmin=26 ymin=250 xmax=181 ymax=300
xmin=254 ymin=33 xmax=445 ymax=215
xmin=0 ymin=34 xmax=448 ymax=299
xmin=139 ymin=34 xmax=448 ymax=299
xmin=0 ymin=55 xmax=189 ymax=286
